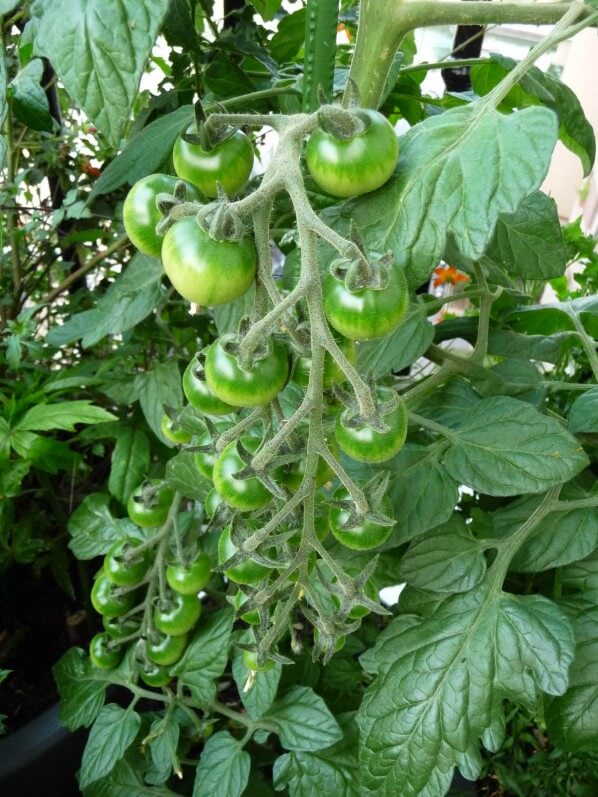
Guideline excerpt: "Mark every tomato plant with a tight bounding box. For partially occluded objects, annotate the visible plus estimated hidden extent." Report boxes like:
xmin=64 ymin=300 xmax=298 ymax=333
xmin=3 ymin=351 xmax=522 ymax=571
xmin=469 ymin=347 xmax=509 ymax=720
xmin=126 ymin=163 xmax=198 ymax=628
xmin=40 ymin=2 xmax=598 ymax=796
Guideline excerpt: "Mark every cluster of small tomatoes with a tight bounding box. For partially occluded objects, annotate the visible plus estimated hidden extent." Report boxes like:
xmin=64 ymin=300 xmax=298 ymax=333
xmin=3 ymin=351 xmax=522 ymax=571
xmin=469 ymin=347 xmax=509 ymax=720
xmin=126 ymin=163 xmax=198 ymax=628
xmin=94 ymin=107 xmax=409 ymax=674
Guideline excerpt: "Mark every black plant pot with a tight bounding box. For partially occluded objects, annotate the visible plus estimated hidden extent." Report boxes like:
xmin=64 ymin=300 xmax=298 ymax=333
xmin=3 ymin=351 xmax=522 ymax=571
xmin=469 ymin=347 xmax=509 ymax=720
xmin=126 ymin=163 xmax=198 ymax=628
xmin=0 ymin=703 xmax=86 ymax=797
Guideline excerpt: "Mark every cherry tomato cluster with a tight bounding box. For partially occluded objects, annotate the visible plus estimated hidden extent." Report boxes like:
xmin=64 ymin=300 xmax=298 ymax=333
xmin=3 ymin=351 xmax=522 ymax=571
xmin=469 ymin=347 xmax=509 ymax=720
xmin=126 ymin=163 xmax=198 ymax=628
xmin=89 ymin=480 xmax=211 ymax=684
xmin=117 ymin=105 xmax=409 ymax=665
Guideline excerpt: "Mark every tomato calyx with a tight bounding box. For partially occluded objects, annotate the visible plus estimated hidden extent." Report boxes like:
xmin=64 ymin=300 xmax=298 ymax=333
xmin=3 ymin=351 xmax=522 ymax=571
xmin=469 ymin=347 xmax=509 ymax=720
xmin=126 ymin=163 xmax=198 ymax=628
xmin=336 ymin=384 xmax=401 ymax=434
xmin=330 ymin=474 xmax=394 ymax=531
xmin=316 ymin=104 xmax=368 ymax=141
xmin=195 ymin=196 xmax=246 ymax=242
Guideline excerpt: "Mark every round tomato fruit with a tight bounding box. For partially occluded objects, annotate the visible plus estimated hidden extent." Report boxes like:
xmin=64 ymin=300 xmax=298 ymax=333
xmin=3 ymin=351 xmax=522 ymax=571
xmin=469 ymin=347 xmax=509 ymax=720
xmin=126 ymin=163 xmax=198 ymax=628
xmin=161 ymin=217 xmax=257 ymax=306
xmin=242 ymin=649 xmax=275 ymax=673
xmin=292 ymin=335 xmax=356 ymax=389
xmin=146 ymin=631 xmax=188 ymax=666
xmin=204 ymin=336 xmax=289 ymax=408
xmin=305 ymin=109 xmax=398 ymax=198
xmin=166 ymin=553 xmax=212 ymax=595
xmin=123 ymin=174 xmax=199 ymax=257
xmin=324 ymin=265 xmax=409 ymax=341
xmin=335 ymin=389 xmax=408 ymax=464
xmin=161 ymin=414 xmax=192 ymax=445
xmin=329 ymin=488 xmax=393 ymax=551
xmin=217 ymin=524 xmax=270 ymax=585
xmin=153 ymin=592 xmax=201 ymax=636
xmin=183 ymin=354 xmax=234 ymax=415
xmin=104 ymin=538 xmax=150 ymax=587
xmin=139 ymin=661 xmax=172 ymax=688
xmin=213 ymin=438 xmax=273 ymax=512
xmin=89 ymin=632 xmax=123 ymax=670
xmin=127 ymin=481 xmax=174 ymax=528
xmin=91 ymin=573 xmax=137 ymax=617
xmin=173 ymin=127 xmax=254 ymax=198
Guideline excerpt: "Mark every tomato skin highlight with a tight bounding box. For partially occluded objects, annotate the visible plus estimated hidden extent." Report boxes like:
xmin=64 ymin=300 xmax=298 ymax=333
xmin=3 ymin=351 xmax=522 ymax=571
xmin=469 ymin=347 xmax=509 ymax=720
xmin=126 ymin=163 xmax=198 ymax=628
xmin=153 ymin=591 xmax=202 ymax=636
xmin=217 ymin=524 xmax=270 ymax=585
xmin=335 ymin=389 xmax=408 ymax=464
xmin=173 ymin=128 xmax=254 ymax=198
xmin=204 ymin=336 xmax=289 ymax=408
xmin=123 ymin=173 xmax=199 ymax=257
xmin=104 ymin=538 xmax=151 ymax=587
xmin=323 ymin=266 xmax=409 ymax=341
xmin=127 ymin=480 xmax=174 ymax=528
xmin=329 ymin=488 xmax=394 ymax=551
xmin=161 ymin=217 xmax=257 ymax=306
xmin=183 ymin=355 xmax=234 ymax=416
xmin=146 ymin=632 xmax=188 ymax=666
xmin=89 ymin=632 xmax=123 ymax=670
xmin=213 ymin=438 xmax=273 ymax=512
xmin=305 ymin=110 xmax=398 ymax=198
xmin=91 ymin=573 xmax=137 ymax=617
xmin=166 ymin=553 xmax=212 ymax=595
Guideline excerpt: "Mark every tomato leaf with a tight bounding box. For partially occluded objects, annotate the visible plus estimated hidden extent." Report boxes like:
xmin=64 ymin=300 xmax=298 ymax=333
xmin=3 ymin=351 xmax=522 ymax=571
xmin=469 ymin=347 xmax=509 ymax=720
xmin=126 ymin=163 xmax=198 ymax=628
xmin=355 ymin=305 xmax=434 ymax=377
xmin=568 ymin=388 xmax=598 ymax=433
xmin=349 ymin=103 xmax=557 ymax=285
xmin=232 ymin=644 xmax=282 ymax=720
xmin=444 ymin=396 xmax=589 ymax=496
xmin=193 ymin=731 xmax=250 ymax=797
xmin=265 ymin=686 xmax=342 ymax=752
xmin=546 ymin=602 xmax=598 ymax=752
xmin=135 ymin=360 xmax=184 ymax=443
xmin=108 ymin=427 xmax=150 ymax=505
xmin=80 ymin=704 xmax=141 ymax=789
xmin=68 ymin=493 xmax=139 ymax=559
xmin=52 ymin=648 xmax=107 ymax=731
xmin=171 ymin=609 xmax=234 ymax=706
xmin=9 ymin=58 xmax=52 ymax=131
xmin=31 ymin=0 xmax=169 ymax=146
xmin=400 ymin=516 xmax=487 ymax=594
xmin=357 ymin=586 xmax=574 ymax=796
xmin=165 ymin=451 xmax=211 ymax=501
xmin=251 ymin=0 xmax=282 ymax=21
xmin=273 ymin=713 xmax=360 ymax=797
xmin=17 ymin=400 xmax=116 ymax=432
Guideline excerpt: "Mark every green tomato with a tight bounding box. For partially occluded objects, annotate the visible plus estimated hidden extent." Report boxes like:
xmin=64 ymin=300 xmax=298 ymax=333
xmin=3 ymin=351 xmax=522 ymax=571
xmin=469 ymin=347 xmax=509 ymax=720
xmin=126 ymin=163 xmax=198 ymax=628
xmin=194 ymin=429 xmax=218 ymax=481
xmin=324 ymin=265 xmax=409 ymax=341
xmin=166 ymin=553 xmax=212 ymax=595
xmin=153 ymin=591 xmax=201 ymax=636
xmin=89 ymin=632 xmax=123 ymax=670
xmin=217 ymin=524 xmax=270 ymax=586
xmin=292 ymin=335 xmax=356 ymax=389
xmin=183 ymin=354 xmax=234 ymax=416
xmin=242 ymin=649 xmax=275 ymax=673
xmin=161 ymin=413 xmax=192 ymax=445
xmin=233 ymin=590 xmax=261 ymax=625
xmin=276 ymin=438 xmax=338 ymax=492
xmin=329 ymin=488 xmax=393 ymax=551
xmin=104 ymin=538 xmax=150 ymax=587
xmin=335 ymin=388 xmax=408 ymax=464
xmin=213 ymin=438 xmax=273 ymax=512
xmin=127 ymin=480 xmax=175 ymax=528
xmin=204 ymin=488 xmax=222 ymax=520
xmin=204 ymin=335 xmax=289 ymax=408
xmin=103 ymin=614 xmax=141 ymax=640
xmin=91 ymin=573 xmax=137 ymax=618
xmin=139 ymin=661 xmax=172 ymax=688
xmin=173 ymin=128 xmax=254 ymax=198
xmin=162 ymin=217 xmax=257 ymax=306
xmin=146 ymin=631 xmax=188 ymax=666
xmin=305 ymin=109 xmax=398 ymax=198
xmin=122 ymin=173 xmax=200 ymax=257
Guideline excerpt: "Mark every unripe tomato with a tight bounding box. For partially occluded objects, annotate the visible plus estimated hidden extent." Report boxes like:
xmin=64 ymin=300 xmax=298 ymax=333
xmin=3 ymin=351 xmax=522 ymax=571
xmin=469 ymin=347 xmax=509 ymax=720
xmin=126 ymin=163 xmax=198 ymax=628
xmin=173 ymin=128 xmax=254 ymax=198
xmin=91 ymin=573 xmax=137 ymax=617
xmin=104 ymin=538 xmax=151 ymax=587
xmin=331 ymin=578 xmax=379 ymax=619
xmin=213 ymin=438 xmax=273 ymax=512
xmin=161 ymin=217 xmax=257 ymax=306
xmin=242 ymin=649 xmax=276 ymax=672
xmin=204 ymin=488 xmax=222 ymax=520
xmin=103 ymin=614 xmax=141 ymax=640
xmin=146 ymin=631 xmax=188 ymax=666
xmin=276 ymin=439 xmax=338 ymax=491
xmin=89 ymin=632 xmax=123 ymax=670
xmin=127 ymin=480 xmax=174 ymax=528
xmin=153 ymin=591 xmax=202 ymax=636
xmin=324 ymin=266 xmax=409 ymax=341
xmin=204 ymin=336 xmax=289 ymax=408
xmin=335 ymin=388 xmax=408 ymax=464
xmin=183 ymin=354 xmax=234 ymax=416
xmin=329 ymin=487 xmax=394 ymax=551
xmin=139 ymin=661 xmax=172 ymax=688
xmin=194 ymin=429 xmax=218 ymax=481
xmin=161 ymin=413 xmax=192 ymax=445
xmin=217 ymin=524 xmax=270 ymax=585
xmin=233 ymin=590 xmax=261 ymax=625
xmin=166 ymin=553 xmax=212 ymax=595
xmin=123 ymin=173 xmax=200 ymax=257
xmin=305 ymin=109 xmax=398 ymax=198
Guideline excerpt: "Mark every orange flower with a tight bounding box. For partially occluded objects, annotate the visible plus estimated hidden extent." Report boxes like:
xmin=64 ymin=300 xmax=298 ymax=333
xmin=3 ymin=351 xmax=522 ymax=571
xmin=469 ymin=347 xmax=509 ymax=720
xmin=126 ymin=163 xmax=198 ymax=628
xmin=432 ymin=265 xmax=469 ymax=288
xmin=337 ymin=23 xmax=352 ymax=42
